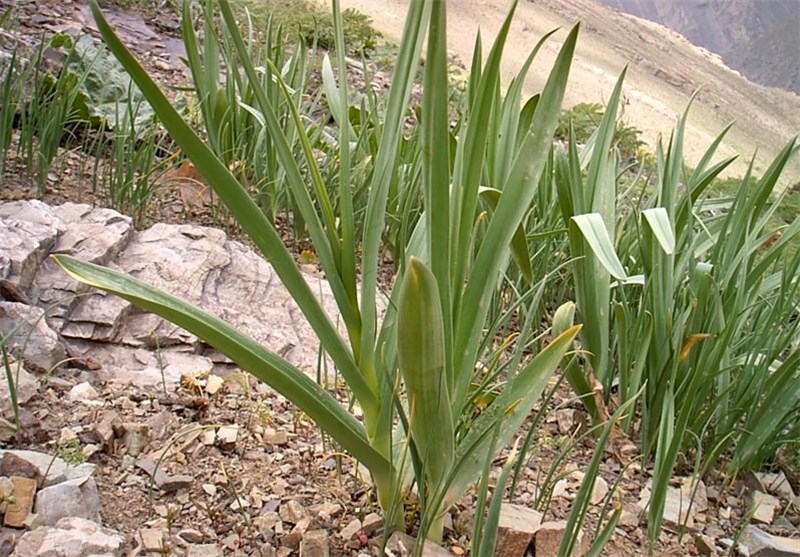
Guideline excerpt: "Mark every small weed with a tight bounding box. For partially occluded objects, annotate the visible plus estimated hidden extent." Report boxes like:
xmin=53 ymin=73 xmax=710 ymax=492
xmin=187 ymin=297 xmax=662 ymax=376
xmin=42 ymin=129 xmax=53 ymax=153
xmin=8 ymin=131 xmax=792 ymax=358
xmin=54 ymin=437 xmax=88 ymax=466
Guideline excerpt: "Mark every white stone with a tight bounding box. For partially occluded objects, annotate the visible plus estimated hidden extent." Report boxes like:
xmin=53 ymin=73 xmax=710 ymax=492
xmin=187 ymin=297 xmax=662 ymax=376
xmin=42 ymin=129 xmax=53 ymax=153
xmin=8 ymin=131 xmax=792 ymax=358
xmin=748 ymin=491 xmax=780 ymax=525
xmin=67 ymin=382 xmax=99 ymax=402
xmin=740 ymin=525 xmax=800 ymax=556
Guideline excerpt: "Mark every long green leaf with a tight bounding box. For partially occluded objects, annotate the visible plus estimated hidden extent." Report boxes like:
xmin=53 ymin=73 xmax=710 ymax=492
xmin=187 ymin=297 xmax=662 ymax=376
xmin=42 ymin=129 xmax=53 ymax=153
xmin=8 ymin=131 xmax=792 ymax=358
xmin=397 ymin=257 xmax=454 ymax=493
xmin=86 ymin=0 xmax=376 ymax=409
xmin=642 ymin=208 xmax=676 ymax=255
xmin=453 ymin=24 xmax=579 ymax=410
xmin=446 ymin=324 xmax=582 ymax=506
xmin=52 ymin=255 xmax=391 ymax=477
xmin=570 ymin=213 xmax=627 ymax=279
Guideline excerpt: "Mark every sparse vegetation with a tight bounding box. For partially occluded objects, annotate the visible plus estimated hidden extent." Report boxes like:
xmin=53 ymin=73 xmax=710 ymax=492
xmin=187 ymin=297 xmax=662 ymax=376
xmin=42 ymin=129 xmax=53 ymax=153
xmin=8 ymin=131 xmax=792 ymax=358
xmin=1 ymin=0 xmax=798 ymax=553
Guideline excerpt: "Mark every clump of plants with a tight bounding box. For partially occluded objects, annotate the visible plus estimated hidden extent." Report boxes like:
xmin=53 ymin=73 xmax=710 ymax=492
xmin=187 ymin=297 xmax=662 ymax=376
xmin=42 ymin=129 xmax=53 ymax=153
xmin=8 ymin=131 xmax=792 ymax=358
xmin=252 ymin=0 xmax=380 ymax=56
xmin=57 ymin=0 xmax=590 ymax=549
xmin=46 ymin=0 xmax=800 ymax=552
xmin=556 ymin=101 xmax=645 ymax=163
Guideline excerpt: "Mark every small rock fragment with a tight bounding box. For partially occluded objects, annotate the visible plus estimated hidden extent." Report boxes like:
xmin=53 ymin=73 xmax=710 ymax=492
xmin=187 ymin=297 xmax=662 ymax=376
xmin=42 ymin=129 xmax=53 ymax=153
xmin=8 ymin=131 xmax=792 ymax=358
xmin=178 ymin=528 xmax=205 ymax=544
xmin=339 ymin=518 xmax=361 ymax=540
xmin=618 ymin=503 xmax=640 ymax=529
xmin=0 ymin=453 xmax=42 ymax=485
xmin=590 ymin=476 xmax=609 ymax=505
xmin=534 ymin=521 xmax=587 ymax=557
xmin=11 ymin=517 xmax=124 ymax=555
xmin=34 ymin=475 xmax=101 ymax=525
xmin=139 ymin=527 xmax=167 ymax=552
xmin=250 ymin=545 xmax=276 ymax=557
xmin=216 ymin=426 xmax=238 ymax=450
xmin=135 ymin=457 xmax=193 ymax=493
xmin=186 ymin=544 xmax=223 ymax=557
xmin=752 ymin=471 xmax=797 ymax=500
xmin=386 ymin=532 xmax=454 ymax=556
xmin=309 ymin=502 xmax=342 ymax=520
xmin=0 ymin=476 xmax=13 ymax=513
xmin=740 ymin=525 xmax=800 ymax=556
xmin=117 ymin=423 xmax=150 ymax=457
xmin=694 ymin=533 xmax=717 ymax=556
xmin=67 ymin=381 xmax=99 ymax=402
xmin=0 ymin=529 xmax=15 ymax=555
xmin=205 ymin=374 xmax=224 ymax=395
xmin=554 ymin=408 xmax=580 ymax=434
xmin=147 ymin=409 xmax=175 ymax=441
xmin=748 ymin=491 xmax=780 ymax=525
xmin=0 ymin=363 xmax=38 ymax=414
xmin=361 ymin=512 xmax=383 ymax=537
xmin=93 ymin=410 xmax=120 ymax=447
xmin=4 ymin=476 xmax=36 ymax=528
xmin=495 ymin=503 xmax=543 ymax=557
xmin=280 ymin=499 xmax=308 ymax=525
xmin=264 ymin=428 xmax=288 ymax=446
xmin=282 ymin=531 xmax=302 ymax=550
xmin=300 ymin=529 xmax=329 ymax=557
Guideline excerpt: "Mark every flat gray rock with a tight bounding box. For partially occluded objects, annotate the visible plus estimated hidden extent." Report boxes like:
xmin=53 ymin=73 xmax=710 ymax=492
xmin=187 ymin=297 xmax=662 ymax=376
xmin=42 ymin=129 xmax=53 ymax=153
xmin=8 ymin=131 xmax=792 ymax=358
xmin=10 ymin=517 xmax=124 ymax=557
xmin=0 ymin=302 xmax=66 ymax=373
xmin=0 ymin=362 xmax=38 ymax=415
xmin=34 ymin=476 xmax=101 ymax=526
xmin=0 ymin=200 xmax=62 ymax=290
xmin=0 ymin=200 xmax=370 ymax=388
xmin=0 ymin=450 xmax=96 ymax=488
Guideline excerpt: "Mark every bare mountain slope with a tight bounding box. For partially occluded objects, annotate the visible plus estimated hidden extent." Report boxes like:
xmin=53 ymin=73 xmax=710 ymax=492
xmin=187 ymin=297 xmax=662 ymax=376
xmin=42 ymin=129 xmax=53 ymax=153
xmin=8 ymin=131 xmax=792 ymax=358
xmin=598 ymin=0 xmax=800 ymax=94
xmin=333 ymin=0 xmax=800 ymax=186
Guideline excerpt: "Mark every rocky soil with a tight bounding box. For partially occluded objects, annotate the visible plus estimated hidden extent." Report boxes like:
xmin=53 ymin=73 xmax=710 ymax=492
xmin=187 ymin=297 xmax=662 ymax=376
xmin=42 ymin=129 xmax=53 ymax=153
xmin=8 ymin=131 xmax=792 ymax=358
xmin=0 ymin=1 xmax=799 ymax=556
xmin=2 ymin=200 xmax=799 ymax=556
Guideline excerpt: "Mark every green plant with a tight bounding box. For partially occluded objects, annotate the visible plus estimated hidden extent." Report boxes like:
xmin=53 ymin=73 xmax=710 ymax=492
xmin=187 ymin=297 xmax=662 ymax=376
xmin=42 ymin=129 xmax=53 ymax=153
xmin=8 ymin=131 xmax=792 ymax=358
xmin=11 ymin=33 xmax=88 ymax=196
xmin=0 ymin=345 xmax=21 ymax=434
xmin=89 ymin=97 xmax=175 ymax=227
xmin=554 ymin=84 xmax=800 ymax=543
xmin=556 ymin=101 xmax=645 ymax=163
xmin=254 ymin=0 xmax=381 ymax=56
xmin=56 ymin=0 xmax=583 ymax=545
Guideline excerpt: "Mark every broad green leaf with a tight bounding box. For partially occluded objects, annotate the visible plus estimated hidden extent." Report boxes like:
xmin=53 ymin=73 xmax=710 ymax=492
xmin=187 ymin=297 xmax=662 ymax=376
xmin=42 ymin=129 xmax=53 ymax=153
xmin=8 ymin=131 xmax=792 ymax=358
xmin=397 ymin=257 xmax=454 ymax=491
xmin=570 ymin=213 xmax=627 ymax=279
xmin=642 ymin=208 xmax=676 ymax=255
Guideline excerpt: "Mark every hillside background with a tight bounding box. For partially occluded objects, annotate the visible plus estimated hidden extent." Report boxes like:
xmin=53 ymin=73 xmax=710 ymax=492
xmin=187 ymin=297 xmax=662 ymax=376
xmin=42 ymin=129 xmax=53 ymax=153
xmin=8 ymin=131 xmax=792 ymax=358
xmin=335 ymin=0 xmax=800 ymax=186
xmin=599 ymin=0 xmax=800 ymax=94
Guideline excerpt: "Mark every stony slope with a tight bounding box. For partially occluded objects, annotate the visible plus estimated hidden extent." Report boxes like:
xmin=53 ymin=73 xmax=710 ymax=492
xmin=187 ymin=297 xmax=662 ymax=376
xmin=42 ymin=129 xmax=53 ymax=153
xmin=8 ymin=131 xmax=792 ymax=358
xmin=335 ymin=0 xmax=800 ymax=186
xmin=598 ymin=0 xmax=800 ymax=94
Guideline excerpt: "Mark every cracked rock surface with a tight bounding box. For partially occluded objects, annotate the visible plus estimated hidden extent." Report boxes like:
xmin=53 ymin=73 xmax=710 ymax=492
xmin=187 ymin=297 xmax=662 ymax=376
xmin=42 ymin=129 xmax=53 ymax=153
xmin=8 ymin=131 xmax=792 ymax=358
xmin=1 ymin=200 xmax=352 ymax=386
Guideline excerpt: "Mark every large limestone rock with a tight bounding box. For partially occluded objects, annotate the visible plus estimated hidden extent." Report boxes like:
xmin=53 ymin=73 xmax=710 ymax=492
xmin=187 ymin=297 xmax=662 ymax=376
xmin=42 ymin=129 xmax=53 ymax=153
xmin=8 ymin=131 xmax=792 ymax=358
xmin=0 ymin=200 xmax=369 ymax=387
xmin=0 ymin=201 xmax=62 ymax=291
xmin=0 ymin=303 xmax=66 ymax=373
xmin=10 ymin=517 xmax=124 ymax=557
